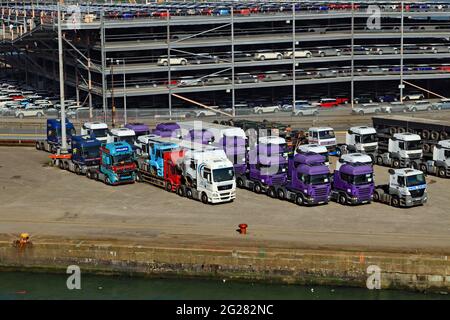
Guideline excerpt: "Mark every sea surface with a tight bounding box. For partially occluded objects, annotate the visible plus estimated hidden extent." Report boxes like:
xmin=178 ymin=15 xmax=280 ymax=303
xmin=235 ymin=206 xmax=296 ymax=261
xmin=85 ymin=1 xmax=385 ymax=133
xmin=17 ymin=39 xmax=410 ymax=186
xmin=0 ymin=272 xmax=448 ymax=300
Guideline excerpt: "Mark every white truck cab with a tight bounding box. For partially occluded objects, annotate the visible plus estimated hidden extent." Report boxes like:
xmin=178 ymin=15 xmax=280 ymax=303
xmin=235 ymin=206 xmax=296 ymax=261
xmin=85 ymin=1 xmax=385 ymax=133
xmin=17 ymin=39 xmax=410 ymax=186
xmin=338 ymin=126 xmax=378 ymax=156
xmin=308 ymin=127 xmax=337 ymax=154
xmin=135 ymin=134 xmax=163 ymax=156
xmin=182 ymin=148 xmax=236 ymax=204
xmin=375 ymin=132 xmax=422 ymax=168
xmin=420 ymin=139 xmax=450 ymax=178
xmin=258 ymin=135 xmax=288 ymax=159
xmin=336 ymin=153 xmax=373 ymax=170
xmin=295 ymin=143 xmax=329 ymax=165
xmin=107 ymin=127 xmax=136 ymax=145
xmin=81 ymin=122 xmax=109 ymax=142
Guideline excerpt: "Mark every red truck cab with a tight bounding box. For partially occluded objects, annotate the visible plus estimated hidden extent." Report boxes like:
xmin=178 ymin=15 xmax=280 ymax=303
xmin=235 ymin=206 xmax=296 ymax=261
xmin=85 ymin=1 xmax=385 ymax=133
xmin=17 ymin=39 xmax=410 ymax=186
xmin=163 ymin=149 xmax=185 ymax=192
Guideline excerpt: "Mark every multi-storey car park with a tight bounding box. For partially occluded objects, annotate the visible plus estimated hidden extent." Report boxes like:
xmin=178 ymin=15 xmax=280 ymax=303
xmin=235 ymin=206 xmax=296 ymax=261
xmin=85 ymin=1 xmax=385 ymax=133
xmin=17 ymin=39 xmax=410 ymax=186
xmin=1 ymin=1 xmax=450 ymax=117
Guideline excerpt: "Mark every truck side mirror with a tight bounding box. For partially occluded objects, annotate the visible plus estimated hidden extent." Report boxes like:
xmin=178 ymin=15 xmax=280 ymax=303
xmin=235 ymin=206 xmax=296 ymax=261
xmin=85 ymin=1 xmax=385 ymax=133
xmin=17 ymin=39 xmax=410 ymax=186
xmin=435 ymin=144 xmax=442 ymax=149
xmin=347 ymin=130 xmax=353 ymax=135
xmin=388 ymin=169 xmax=395 ymax=175
xmin=391 ymin=137 xmax=397 ymax=141
xmin=338 ymin=158 xmax=344 ymax=163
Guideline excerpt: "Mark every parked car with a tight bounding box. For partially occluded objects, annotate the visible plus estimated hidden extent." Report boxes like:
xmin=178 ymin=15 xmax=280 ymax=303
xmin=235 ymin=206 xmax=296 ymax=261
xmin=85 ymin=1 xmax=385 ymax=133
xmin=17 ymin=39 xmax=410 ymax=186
xmin=253 ymin=104 xmax=280 ymax=114
xmin=202 ymin=76 xmax=232 ymax=86
xmin=354 ymin=95 xmax=374 ymax=104
xmin=235 ymin=73 xmax=258 ymax=83
xmin=178 ymin=76 xmax=203 ymax=87
xmin=254 ymin=50 xmax=283 ymax=61
xmin=386 ymin=102 xmax=406 ymax=113
xmin=292 ymin=104 xmax=319 ymax=117
xmin=370 ymin=45 xmax=399 ymax=55
xmin=375 ymin=94 xmax=397 ymax=103
xmin=404 ymin=100 xmax=432 ymax=112
xmin=319 ymin=98 xmax=339 ymax=108
xmin=157 ymin=56 xmax=188 ymax=66
xmin=260 ymin=71 xmax=289 ymax=81
xmin=342 ymin=45 xmax=370 ymax=55
xmin=314 ymin=47 xmax=341 ymax=57
xmin=351 ymin=103 xmax=382 ymax=115
xmin=189 ymin=53 xmax=220 ymax=64
xmin=432 ymin=98 xmax=450 ymax=110
xmin=226 ymin=51 xmax=253 ymax=62
xmin=67 ymin=107 xmax=90 ymax=119
xmin=15 ymin=106 xmax=45 ymax=119
xmin=403 ymin=92 xmax=425 ymax=101
xmin=283 ymin=50 xmax=312 ymax=58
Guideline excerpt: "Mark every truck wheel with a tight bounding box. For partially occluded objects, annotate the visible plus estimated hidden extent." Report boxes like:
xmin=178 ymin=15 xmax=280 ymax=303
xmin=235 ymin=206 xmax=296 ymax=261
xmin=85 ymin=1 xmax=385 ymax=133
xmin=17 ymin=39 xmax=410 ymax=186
xmin=166 ymin=182 xmax=172 ymax=192
xmin=177 ymin=187 xmax=185 ymax=197
xmin=392 ymin=159 xmax=400 ymax=168
xmin=373 ymin=191 xmax=380 ymax=202
xmin=75 ymin=166 xmax=81 ymax=175
xmin=277 ymin=188 xmax=285 ymax=200
xmin=268 ymin=187 xmax=276 ymax=198
xmin=35 ymin=142 xmax=41 ymax=150
xmin=201 ymin=192 xmax=209 ymax=204
xmin=376 ymin=156 xmax=383 ymax=166
xmin=64 ymin=162 xmax=69 ymax=170
xmin=86 ymin=171 xmax=92 ymax=179
xmin=296 ymin=195 xmax=305 ymax=206
xmin=186 ymin=188 xmax=193 ymax=199
xmin=135 ymin=172 xmax=142 ymax=182
xmin=105 ymin=176 xmax=111 ymax=185
xmin=391 ymin=196 xmax=400 ymax=207
xmin=236 ymin=177 xmax=244 ymax=188
xmin=338 ymin=194 xmax=347 ymax=205
xmin=254 ymin=183 xmax=262 ymax=194
xmin=419 ymin=163 xmax=427 ymax=172
xmin=58 ymin=161 xmax=64 ymax=169
xmin=437 ymin=167 xmax=447 ymax=178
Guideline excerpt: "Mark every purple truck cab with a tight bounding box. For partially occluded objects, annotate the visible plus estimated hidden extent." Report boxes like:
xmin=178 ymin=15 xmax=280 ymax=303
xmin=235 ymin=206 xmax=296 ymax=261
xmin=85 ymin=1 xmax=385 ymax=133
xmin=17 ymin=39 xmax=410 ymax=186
xmin=331 ymin=163 xmax=374 ymax=205
xmin=236 ymin=144 xmax=288 ymax=193
xmin=269 ymin=153 xmax=331 ymax=205
xmin=125 ymin=123 xmax=150 ymax=137
xmin=152 ymin=122 xmax=182 ymax=139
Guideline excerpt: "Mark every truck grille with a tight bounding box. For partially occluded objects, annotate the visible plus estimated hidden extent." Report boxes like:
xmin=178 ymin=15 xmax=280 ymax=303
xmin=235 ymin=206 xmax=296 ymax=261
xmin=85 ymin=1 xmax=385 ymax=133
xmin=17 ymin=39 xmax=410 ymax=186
xmin=408 ymin=153 xmax=422 ymax=160
xmin=271 ymin=176 xmax=286 ymax=185
xmin=357 ymin=186 xmax=372 ymax=199
xmin=218 ymin=184 xmax=233 ymax=191
xmin=313 ymin=186 xmax=329 ymax=197
xmin=410 ymin=189 xmax=425 ymax=198
xmin=364 ymin=146 xmax=377 ymax=152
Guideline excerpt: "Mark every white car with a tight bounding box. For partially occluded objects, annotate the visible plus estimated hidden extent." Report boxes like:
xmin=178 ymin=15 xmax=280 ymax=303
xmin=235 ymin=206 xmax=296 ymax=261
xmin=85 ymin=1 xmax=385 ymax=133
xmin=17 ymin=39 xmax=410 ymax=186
xmin=403 ymin=93 xmax=424 ymax=101
xmin=157 ymin=56 xmax=188 ymax=66
xmin=351 ymin=103 xmax=382 ymax=115
xmin=254 ymin=50 xmax=283 ymax=61
xmin=15 ymin=106 xmax=45 ymax=119
xmin=292 ymin=104 xmax=319 ymax=117
xmin=253 ymin=105 xmax=280 ymax=114
xmin=283 ymin=50 xmax=312 ymax=58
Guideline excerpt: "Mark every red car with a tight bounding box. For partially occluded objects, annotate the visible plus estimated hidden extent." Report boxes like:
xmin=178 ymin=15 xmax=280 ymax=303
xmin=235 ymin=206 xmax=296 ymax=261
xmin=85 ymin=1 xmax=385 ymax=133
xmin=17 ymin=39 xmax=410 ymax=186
xmin=320 ymin=98 xmax=339 ymax=108
xmin=439 ymin=66 xmax=450 ymax=72
xmin=335 ymin=96 xmax=349 ymax=104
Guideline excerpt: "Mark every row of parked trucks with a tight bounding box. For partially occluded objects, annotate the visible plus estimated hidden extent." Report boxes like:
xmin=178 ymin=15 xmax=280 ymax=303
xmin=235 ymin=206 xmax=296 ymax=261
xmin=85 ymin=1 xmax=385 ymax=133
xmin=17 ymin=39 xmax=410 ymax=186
xmin=38 ymin=115 xmax=448 ymax=207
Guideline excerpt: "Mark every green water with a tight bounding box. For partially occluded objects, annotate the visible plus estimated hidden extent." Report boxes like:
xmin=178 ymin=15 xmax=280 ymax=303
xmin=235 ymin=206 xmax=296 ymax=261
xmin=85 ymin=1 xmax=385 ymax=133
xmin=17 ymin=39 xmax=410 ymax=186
xmin=0 ymin=272 xmax=448 ymax=300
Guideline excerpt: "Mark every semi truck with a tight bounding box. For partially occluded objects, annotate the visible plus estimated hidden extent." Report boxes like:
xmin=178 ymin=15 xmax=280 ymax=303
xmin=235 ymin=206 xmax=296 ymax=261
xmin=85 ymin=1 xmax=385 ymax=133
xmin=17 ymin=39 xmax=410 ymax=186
xmin=295 ymin=143 xmax=330 ymax=166
xmin=418 ymin=139 xmax=450 ymax=178
xmin=307 ymin=127 xmax=337 ymax=155
xmin=335 ymin=126 xmax=378 ymax=159
xmin=107 ymin=127 xmax=136 ymax=145
xmin=236 ymin=143 xmax=288 ymax=194
xmin=331 ymin=161 xmax=374 ymax=205
xmin=80 ymin=122 xmax=108 ymax=142
xmin=86 ymin=141 xmax=137 ymax=185
xmin=373 ymin=168 xmax=428 ymax=207
xmin=35 ymin=119 xmax=76 ymax=153
xmin=53 ymin=135 xmax=102 ymax=175
xmin=373 ymin=132 xmax=422 ymax=168
xmin=372 ymin=115 xmax=450 ymax=160
xmin=269 ymin=153 xmax=331 ymax=205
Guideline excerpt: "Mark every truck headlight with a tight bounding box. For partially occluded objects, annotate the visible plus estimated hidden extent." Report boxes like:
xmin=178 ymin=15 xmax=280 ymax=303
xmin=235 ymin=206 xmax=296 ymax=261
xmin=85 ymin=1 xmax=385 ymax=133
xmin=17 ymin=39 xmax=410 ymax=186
xmin=261 ymin=179 xmax=265 ymax=183
xmin=347 ymin=188 xmax=351 ymax=193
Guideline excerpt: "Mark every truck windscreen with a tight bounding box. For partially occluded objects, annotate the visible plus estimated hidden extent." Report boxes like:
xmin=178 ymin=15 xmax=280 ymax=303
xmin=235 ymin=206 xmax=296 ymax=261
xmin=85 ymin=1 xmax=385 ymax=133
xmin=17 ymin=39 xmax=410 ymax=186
xmin=120 ymin=136 xmax=136 ymax=145
xmin=213 ymin=167 xmax=235 ymax=182
xmin=361 ymin=134 xmax=377 ymax=143
xmin=319 ymin=130 xmax=335 ymax=139
xmin=406 ymin=174 xmax=426 ymax=187
xmin=307 ymin=173 xmax=330 ymax=185
xmin=112 ymin=154 xmax=132 ymax=165
xmin=406 ymin=140 xmax=422 ymax=150
xmin=352 ymin=173 xmax=373 ymax=185
xmin=93 ymin=129 xmax=108 ymax=138
xmin=82 ymin=146 xmax=100 ymax=159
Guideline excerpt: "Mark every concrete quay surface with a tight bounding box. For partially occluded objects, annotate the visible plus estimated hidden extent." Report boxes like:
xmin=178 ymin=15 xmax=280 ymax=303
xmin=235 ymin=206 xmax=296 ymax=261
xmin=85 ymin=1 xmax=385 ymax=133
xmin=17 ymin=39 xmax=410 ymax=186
xmin=0 ymin=147 xmax=449 ymax=292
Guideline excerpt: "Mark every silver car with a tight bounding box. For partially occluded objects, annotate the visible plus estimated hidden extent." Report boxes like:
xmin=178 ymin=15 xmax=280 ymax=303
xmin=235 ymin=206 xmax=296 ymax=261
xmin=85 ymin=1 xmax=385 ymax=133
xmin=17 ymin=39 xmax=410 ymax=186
xmin=404 ymin=100 xmax=432 ymax=112
xmin=292 ymin=104 xmax=319 ymax=117
xmin=351 ymin=103 xmax=382 ymax=115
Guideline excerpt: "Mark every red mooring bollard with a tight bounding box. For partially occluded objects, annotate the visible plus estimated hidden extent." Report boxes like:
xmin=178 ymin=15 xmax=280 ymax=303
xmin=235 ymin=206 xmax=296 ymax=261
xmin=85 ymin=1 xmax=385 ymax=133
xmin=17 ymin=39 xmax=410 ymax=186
xmin=239 ymin=224 xmax=248 ymax=235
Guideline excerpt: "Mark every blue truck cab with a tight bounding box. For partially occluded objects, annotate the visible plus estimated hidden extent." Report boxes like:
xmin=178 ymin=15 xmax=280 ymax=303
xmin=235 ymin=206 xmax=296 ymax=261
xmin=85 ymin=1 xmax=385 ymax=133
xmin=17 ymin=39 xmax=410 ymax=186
xmin=71 ymin=135 xmax=102 ymax=168
xmin=147 ymin=141 xmax=180 ymax=178
xmin=86 ymin=141 xmax=137 ymax=185
xmin=36 ymin=118 xmax=76 ymax=153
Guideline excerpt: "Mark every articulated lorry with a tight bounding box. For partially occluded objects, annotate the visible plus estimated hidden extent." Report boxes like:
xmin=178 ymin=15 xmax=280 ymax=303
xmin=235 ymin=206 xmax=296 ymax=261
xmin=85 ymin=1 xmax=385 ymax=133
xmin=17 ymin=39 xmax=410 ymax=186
xmin=418 ymin=139 xmax=450 ymax=178
xmin=268 ymin=152 xmax=331 ymax=206
xmin=373 ymin=168 xmax=428 ymax=207
xmin=86 ymin=141 xmax=137 ymax=185
xmin=331 ymin=161 xmax=374 ymax=205
xmin=372 ymin=115 xmax=450 ymax=160
xmin=335 ymin=126 xmax=378 ymax=160
xmin=80 ymin=122 xmax=108 ymax=142
xmin=35 ymin=119 xmax=76 ymax=153
xmin=53 ymin=135 xmax=102 ymax=175
xmin=373 ymin=132 xmax=422 ymax=168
